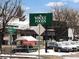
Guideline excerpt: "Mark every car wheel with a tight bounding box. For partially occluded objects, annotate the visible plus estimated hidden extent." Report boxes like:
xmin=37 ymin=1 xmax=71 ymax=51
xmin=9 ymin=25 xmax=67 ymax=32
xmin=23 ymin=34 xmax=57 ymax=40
xmin=57 ymin=49 xmax=61 ymax=52
xmin=73 ymin=48 xmax=77 ymax=52
xmin=54 ymin=48 xmax=59 ymax=52
xmin=11 ymin=50 xmax=15 ymax=53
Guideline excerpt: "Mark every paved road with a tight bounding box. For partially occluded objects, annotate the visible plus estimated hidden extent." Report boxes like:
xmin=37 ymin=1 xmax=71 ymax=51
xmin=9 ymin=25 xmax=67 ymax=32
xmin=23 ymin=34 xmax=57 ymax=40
xmin=0 ymin=57 xmax=38 ymax=59
xmin=63 ymin=57 xmax=79 ymax=59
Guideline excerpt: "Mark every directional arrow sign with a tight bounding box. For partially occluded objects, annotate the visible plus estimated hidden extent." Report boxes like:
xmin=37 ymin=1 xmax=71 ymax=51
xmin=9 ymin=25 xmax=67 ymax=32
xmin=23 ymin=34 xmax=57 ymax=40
xmin=34 ymin=24 xmax=45 ymax=35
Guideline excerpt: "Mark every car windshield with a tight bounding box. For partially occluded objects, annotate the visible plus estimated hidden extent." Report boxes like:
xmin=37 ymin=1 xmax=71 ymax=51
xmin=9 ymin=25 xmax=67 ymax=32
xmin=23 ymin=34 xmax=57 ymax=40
xmin=49 ymin=42 xmax=53 ymax=44
xmin=16 ymin=45 xmax=27 ymax=48
xmin=17 ymin=45 xmax=23 ymax=48
xmin=57 ymin=42 xmax=70 ymax=46
xmin=71 ymin=42 xmax=75 ymax=45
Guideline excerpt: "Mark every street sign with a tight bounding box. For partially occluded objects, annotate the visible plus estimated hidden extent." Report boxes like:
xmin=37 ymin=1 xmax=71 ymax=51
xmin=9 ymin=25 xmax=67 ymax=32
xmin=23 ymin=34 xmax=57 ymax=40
xmin=7 ymin=27 xmax=16 ymax=34
xmin=7 ymin=25 xmax=17 ymax=35
xmin=30 ymin=13 xmax=52 ymax=26
xmin=33 ymin=24 xmax=45 ymax=35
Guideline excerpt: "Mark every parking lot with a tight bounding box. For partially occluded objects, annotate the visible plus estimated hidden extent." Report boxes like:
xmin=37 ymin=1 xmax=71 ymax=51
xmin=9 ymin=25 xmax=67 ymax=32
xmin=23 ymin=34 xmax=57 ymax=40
xmin=47 ymin=40 xmax=79 ymax=52
xmin=1 ymin=41 xmax=79 ymax=59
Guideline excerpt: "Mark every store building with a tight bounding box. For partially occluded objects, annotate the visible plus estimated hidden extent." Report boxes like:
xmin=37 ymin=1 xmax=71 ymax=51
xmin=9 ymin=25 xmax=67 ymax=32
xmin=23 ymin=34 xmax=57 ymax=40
xmin=0 ymin=18 xmax=68 ymax=45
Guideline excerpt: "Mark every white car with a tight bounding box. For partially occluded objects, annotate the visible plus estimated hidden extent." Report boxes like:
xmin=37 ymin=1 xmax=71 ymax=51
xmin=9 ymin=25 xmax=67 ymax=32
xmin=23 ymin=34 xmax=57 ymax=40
xmin=54 ymin=41 xmax=78 ymax=52
xmin=73 ymin=41 xmax=79 ymax=51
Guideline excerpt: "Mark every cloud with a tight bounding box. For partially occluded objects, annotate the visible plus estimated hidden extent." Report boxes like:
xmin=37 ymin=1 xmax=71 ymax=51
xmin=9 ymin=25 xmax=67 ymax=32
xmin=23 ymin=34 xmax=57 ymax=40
xmin=25 ymin=7 xmax=30 ymax=10
xmin=73 ymin=0 xmax=79 ymax=3
xmin=63 ymin=0 xmax=79 ymax=3
xmin=21 ymin=5 xmax=31 ymax=15
xmin=46 ymin=2 xmax=65 ymax=7
xmin=22 ymin=5 xmax=30 ymax=11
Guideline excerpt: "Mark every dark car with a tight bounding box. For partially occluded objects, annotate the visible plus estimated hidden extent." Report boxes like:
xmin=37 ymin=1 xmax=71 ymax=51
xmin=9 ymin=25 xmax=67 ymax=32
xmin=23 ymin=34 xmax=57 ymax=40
xmin=12 ymin=45 xmax=30 ymax=53
xmin=12 ymin=45 xmax=38 ymax=53
xmin=47 ymin=42 xmax=58 ymax=49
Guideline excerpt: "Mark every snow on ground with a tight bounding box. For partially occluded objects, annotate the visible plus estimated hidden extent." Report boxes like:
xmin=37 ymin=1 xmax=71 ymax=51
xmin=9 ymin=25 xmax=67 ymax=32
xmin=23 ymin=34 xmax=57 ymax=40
xmin=15 ymin=49 xmax=79 ymax=56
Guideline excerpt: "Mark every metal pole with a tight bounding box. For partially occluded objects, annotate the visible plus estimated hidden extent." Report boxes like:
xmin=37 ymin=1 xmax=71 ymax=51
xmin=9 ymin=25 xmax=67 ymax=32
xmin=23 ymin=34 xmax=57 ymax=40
xmin=45 ymin=26 xmax=48 ymax=53
xmin=9 ymin=27 xmax=13 ymax=59
xmin=10 ymin=33 xmax=12 ymax=59
xmin=38 ymin=24 xmax=40 ymax=59
xmin=10 ymin=34 xmax=13 ymax=53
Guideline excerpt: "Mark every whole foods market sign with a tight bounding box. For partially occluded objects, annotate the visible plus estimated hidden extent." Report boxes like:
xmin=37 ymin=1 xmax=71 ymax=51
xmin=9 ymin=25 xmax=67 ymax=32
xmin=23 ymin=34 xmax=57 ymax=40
xmin=30 ymin=13 xmax=52 ymax=26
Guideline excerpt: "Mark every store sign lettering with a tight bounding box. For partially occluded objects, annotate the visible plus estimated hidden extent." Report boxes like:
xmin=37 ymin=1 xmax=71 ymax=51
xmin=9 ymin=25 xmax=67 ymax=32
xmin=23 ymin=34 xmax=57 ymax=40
xmin=34 ymin=15 xmax=46 ymax=24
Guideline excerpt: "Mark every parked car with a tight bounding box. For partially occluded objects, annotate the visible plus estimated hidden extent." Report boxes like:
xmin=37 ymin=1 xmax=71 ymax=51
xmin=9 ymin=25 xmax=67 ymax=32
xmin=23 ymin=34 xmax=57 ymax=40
xmin=54 ymin=42 xmax=74 ymax=52
xmin=12 ymin=45 xmax=29 ymax=53
xmin=12 ymin=45 xmax=38 ymax=53
xmin=54 ymin=41 xmax=78 ymax=52
xmin=45 ymin=40 xmax=79 ymax=52
xmin=47 ymin=42 xmax=58 ymax=49
xmin=73 ymin=41 xmax=79 ymax=51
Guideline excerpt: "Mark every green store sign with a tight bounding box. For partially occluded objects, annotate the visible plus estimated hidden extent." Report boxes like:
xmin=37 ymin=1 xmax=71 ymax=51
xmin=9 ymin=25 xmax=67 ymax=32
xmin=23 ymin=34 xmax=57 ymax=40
xmin=29 ymin=13 xmax=52 ymax=26
xmin=7 ymin=25 xmax=16 ymax=35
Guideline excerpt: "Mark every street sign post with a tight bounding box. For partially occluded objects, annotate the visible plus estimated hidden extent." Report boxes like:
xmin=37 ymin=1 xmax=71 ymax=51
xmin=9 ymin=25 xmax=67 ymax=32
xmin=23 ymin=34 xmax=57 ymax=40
xmin=29 ymin=13 xmax=52 ymax=59
xmin=7 ymin=27 xmax=16 ymax=44
xmin=7 ymin=26 xmax=16 ymax=55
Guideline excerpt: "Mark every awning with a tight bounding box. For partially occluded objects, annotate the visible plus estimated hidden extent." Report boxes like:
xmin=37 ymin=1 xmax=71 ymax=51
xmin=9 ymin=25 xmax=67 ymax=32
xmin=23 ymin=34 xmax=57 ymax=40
xmin=16 ymin=36 xmax=38 ymax=41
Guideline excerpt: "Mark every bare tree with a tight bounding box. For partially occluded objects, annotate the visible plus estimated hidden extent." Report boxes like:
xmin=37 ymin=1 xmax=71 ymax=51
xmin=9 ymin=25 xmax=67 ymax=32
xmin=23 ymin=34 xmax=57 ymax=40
xmin=53 ymin=8 xmax=79 ymax=39
xmin=16 ymin=4 xmax=26 ymax=21
xmin=0 ymin=0 xmax=24 ymax=47
xmin=54 ymin=8 xmax=78 ymax=26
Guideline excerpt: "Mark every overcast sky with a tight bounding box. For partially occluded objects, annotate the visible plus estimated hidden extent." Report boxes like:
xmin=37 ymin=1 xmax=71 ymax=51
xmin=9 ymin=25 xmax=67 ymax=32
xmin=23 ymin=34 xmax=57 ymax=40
xmin=22 ymin=0 xmax=79 ymax=13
